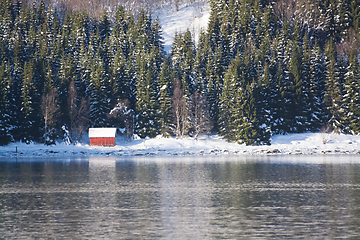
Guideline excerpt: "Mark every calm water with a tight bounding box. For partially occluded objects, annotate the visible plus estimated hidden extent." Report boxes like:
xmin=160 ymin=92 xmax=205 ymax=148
xmin=1 ymin=155 xmax=360 ymax=239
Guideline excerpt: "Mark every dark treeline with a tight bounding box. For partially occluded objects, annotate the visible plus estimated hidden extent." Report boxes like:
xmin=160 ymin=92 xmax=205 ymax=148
xmin=0 ymin=0 xmax=359 ymax=146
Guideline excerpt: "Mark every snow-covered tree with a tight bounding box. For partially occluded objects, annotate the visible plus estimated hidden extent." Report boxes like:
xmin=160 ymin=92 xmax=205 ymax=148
xmin=343 ymin=50 xmax=360 ymax=134
xmin=21 ymin=60 xmax=37 ymax=143
xmin=108 ymin=99 xmax=134 ymax=139
xmin=157 ymin=58 xmax=173 ymax=136
xmin=89 ymin=56 xmax=109 ymax=128
xmin=41 ymin=87 xmax=60 ymax=145
xmin=324 ymin=38 xmax=343 ymax=132
xmin=135 ymin=50 xmax=160 ymax=138
xmin=0 ymin=62 xmax=11 ymax=145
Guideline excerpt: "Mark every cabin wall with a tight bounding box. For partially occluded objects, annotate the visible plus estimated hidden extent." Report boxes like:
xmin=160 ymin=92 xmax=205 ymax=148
xmin=90 ymin=137 xmax=116 ymax=147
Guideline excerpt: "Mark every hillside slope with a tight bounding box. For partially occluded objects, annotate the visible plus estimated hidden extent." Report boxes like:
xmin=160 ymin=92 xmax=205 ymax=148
xmin=153 ymin=1 xmax=210 ymax=52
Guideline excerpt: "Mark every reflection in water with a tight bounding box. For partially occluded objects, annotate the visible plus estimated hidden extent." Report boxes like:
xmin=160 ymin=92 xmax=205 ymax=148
xmin=1 ymin=156 xmax=360 ymax=238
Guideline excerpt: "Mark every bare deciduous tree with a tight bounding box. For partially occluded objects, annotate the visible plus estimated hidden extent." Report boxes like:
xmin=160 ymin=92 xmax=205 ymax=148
xmin=272 ymin=0 xmax=297 ymax=23
xmin=68 ymin=80 xmax=90 ymax=143
xmin=189 ymin=91 xmax=213 ymax=139
xmin=108 ymin=99 xmax=134 ymax=139
xmin=41 ymin=88 xmax=60 ymax=145
xmin=172 ymin=78 xmax=188 ymax=138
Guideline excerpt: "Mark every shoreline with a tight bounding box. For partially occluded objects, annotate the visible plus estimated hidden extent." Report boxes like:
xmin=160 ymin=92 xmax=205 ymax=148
xmin=1 ymin=133 xmax=360 ymax=158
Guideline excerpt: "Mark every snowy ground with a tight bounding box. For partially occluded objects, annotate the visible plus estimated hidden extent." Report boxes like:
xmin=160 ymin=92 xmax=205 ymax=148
xmin=154 ymin=1 xmax=210 ymax=52
xmin=1 ymin=133 xmax=360 ymax=159
xmin=1 ymin=3 xmax=359 ymax=160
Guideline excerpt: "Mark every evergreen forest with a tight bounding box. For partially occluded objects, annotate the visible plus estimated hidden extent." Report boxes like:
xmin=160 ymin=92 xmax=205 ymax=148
xmin=0 ymin=0 xmax=360 ymax=146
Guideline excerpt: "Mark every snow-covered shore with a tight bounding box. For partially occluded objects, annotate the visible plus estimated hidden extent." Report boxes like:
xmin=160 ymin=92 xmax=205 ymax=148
xmin=1 ymin=133 xmax=360 ymax=159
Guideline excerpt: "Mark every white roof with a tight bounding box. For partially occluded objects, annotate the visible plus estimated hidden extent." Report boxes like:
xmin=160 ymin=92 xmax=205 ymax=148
xmin=88 ymin=128 xmax=116 ymax=138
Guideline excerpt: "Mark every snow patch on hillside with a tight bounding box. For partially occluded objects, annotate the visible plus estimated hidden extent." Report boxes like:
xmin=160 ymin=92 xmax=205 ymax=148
xmin=153 ymin=1 xmax=210 ymax=52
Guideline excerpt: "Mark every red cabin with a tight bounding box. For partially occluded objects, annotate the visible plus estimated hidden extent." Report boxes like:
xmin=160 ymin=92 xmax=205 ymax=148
xmin=88 ymin=128 xmax=116 ymax=147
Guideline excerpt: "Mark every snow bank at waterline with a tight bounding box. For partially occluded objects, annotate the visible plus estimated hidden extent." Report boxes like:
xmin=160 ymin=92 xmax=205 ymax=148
xmin=1 ymin=133 xmax=360 ymax=158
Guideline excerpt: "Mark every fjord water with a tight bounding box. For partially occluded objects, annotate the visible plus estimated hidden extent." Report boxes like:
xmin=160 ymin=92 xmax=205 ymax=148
xmin=1 ymin=156 xmax=360 ymax=239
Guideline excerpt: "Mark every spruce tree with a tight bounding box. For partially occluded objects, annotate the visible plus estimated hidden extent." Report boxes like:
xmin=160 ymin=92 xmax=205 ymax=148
xmin=288 ymin=41 xmax=306 ymax=133
xmin=9 ymin=54 xmax=23 ymax=142
xmin=21 ymin=60 xmax=37 ymax=143
xmin=309 ymin=39 xmax=326 ymax=131
xmin=182 ymin=29 xmax=195 ymax=96
xmin=343 ymin=50 xmax=360 ymax=134
xmin=158 ymin=58 xmax=173 ymax=136
xmin=218 ymin=55 xmax=240 ymax=140
xmin=150 ymin=16 xmax=165 ymax=72
xmin=110 ymin=47 xmax=127 ymax=107
xmin=207 ymin=4 xmax=221 ymax=53
xmin=236 ymin=81 xmax=262 ymax=145
xmin=302 ymin=32 xmax=312 ymax=131
xmin=256 ymin=62 xmax=272 ymax=141
xmin=113 ymin=5 xmax=130 ymax=59
xmin=89 ymin=56 xmax=109 ymax=128
xmin=273 ymin=59 xmax=286 ymax=134
xmin=135 ymin=51 xmax=160 ymax=138
xmin=58 ymin=54 xmax=76 ymax=127
xmin=324 ymin=38 xmax=343 ymax=132
xmin=0 ymin=62 xmax=11 ymax=145
xmin=193 ymin=30 xmax=209 ymax=92
xmin=206 ymin=54 xmax=220 ymax=128
xmin=279 ymin=27 xmax=293 ymax=133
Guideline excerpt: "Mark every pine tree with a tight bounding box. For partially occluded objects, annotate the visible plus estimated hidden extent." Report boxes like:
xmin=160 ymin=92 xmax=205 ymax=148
xmin=171 ymin=32 xmax=183 ymax=81
xmin=207 ymin=3 xmax=221 ymax=53
xmin=135 ymin=10 xmax=151 ymax=54
xmin=230 ymin=4 xmax=244 ymax=57
xmin=58 ymin=54 xmax=76 ymax=127
xmin=309 ymin=39 xmax=326 ymax=131
xmin=0 ymin=62 xmax=11 ymax=145
xmin=343 ymin=50 xmax=360 ymax=134
xmin=236 ymin=81 xmax=262 ymax=145
xmin=21 ymin=60 xmax=37 ymax=143
xmin=301 ymin=32 xmax=312 ymax=131
xmin=9 ymin=52 xmax=23 ymax=142
xmin=220 ymin=11 xmax=231 ymax=68
xmin=110 ymin=47 xmax=127 ymax=107
xmin=193 ymin=30 xmax=209 ymax=92
xmin=350 ymin=0 xmax=360 ymax=37
xmin=73 ymin=12 xmax=91 ymax=99
xmin=206 ymin=54 xmax=221 ymax=128
xmin=256 ymin=62 xmax=272 ymax=141
xmin=324 ymin=38 xmax=343 ymax=132
xmin=336 ymin=0 xmax=351 ymax=41
xmin=240 ymin=52 xmax=270 ymax=145
xmin=288 ymin=41 xmax=306 ymax=133
xmin=218 ymin=54 xmax=240 ymax=140
xmin=99 ymin=10 xmax=111 ymax=43
xmin=170 ymin=30 xmax=195 ymax=97
xmin=135 ymin=51 xmax=160 ymax=138
xmin=89 ymin=56 xmax=109 ymax=127
xmin=125 ymin=51 xmax=137 ymax=108
xmin=113 ymin=5 xmax=130 ymax=59
xmin=150 ymin=16 xmax=165 ymax=72
xmin=273 ymin=58 xmax=287 ymax=134
xmin=158 ymin=57 xmax=173 ymax=136
xmin=182 ymin=29 xmax=195 ymax=96
xmin=278 ymin=25 xmax=293 ymax=133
